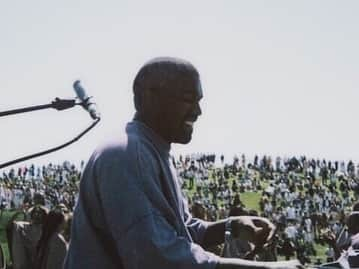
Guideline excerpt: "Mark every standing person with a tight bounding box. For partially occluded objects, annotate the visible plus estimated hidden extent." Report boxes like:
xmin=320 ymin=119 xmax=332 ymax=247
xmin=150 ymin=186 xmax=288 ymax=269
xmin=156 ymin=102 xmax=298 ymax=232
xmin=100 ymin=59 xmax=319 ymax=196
xmin=34 ymin=210 xmax=68 ymax=269
xmin=12 ymin=205 xmax=48 ymax=269
xmin=64 ymin=57 xmax=301 ymax=269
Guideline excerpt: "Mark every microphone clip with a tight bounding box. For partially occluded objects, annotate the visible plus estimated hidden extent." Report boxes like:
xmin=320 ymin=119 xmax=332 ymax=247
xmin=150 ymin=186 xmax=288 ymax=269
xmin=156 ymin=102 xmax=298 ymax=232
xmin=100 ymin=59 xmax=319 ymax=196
xmin=77 ymin=96 xmax=92 ymax=109
xmin=51 ymin=98 xmax=76 ymax=111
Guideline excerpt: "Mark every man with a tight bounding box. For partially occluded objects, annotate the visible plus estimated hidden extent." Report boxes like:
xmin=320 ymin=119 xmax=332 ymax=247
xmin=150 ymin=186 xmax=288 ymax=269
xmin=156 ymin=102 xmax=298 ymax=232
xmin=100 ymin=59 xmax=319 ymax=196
xmin=321 ymin=210 xmax=359 ymax=268
xmin=324 ymin=201 xmax=359 ymax=260
xmin=11 ymin=205 xmax=48 ymax=269
xmin=64 ymin=57 xmax=301 ymax=269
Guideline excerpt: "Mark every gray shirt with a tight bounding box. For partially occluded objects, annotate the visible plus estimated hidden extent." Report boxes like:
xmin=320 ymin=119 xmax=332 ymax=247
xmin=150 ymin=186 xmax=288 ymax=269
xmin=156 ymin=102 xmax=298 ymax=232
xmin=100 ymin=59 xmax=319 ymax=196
xmin=64 ymin=121 xmax=218 ymax=269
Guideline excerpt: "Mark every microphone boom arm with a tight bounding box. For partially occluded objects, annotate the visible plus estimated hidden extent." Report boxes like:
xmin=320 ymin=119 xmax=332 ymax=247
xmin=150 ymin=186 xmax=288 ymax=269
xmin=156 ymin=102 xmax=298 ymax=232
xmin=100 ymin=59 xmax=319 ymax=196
xmin=0 ymin=98 xmax=78 ymax=118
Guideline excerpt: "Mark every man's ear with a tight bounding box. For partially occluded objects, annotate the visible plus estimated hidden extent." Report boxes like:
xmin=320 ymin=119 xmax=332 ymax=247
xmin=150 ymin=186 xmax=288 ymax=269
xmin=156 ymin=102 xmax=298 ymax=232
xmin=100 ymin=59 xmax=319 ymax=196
xmin=146 ymin=87 xmax=163 ymax=107
xmin=135 ymin=88 xmax=154 ymax=113
xmin=140 ymin=88 xmax=162 ymax=117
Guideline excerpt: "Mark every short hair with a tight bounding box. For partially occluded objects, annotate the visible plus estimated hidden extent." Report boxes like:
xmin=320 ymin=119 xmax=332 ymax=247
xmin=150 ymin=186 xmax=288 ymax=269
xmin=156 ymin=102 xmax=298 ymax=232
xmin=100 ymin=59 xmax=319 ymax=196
xmin=28 ymin=205 xmax=48 ymax=223
xmin=133 ymin=57 xmax=199 ymax=111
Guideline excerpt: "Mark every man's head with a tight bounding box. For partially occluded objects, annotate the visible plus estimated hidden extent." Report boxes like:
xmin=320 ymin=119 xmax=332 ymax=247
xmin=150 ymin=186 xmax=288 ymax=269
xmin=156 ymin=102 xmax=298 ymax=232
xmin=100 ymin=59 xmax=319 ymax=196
xmin=133 ymin=57 xmax=202 ymax=144
xmin=28 ymin=205 xmax=48 ymax=225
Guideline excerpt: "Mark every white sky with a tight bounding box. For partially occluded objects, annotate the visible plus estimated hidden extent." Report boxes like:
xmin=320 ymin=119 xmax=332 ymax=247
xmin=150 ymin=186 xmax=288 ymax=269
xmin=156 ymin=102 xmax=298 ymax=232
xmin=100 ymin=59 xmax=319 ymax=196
xmin=1 ymin=0 xmax=359 ymax=168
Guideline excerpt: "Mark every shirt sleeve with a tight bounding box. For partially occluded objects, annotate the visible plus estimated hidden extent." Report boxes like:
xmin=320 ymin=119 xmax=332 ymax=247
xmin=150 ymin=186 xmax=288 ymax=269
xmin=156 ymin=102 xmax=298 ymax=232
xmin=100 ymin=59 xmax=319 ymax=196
xmin=119 ymin=212 xmax=219 ymax=269
xmin=183 ymin=203 xmax=211 ymax=245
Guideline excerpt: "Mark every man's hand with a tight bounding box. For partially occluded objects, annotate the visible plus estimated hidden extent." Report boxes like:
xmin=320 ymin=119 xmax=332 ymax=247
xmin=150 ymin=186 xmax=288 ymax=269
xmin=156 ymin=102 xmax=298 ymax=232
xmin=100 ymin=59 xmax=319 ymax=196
xmin=322 ymin=230 xmax=336 ymax=246
xmin=230 ymin=216 xmax=276 ymax=247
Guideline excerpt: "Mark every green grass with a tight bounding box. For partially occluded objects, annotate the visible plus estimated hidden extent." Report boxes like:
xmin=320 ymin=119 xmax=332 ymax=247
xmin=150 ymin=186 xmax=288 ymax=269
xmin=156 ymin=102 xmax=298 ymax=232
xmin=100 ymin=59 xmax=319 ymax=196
xmin=312 ymin=243 xmax=327 ymax=263
xmin=240 ymin=192 xmax=261 ymax=212
xmin=0 ymin=210 xmax=19 ymax=266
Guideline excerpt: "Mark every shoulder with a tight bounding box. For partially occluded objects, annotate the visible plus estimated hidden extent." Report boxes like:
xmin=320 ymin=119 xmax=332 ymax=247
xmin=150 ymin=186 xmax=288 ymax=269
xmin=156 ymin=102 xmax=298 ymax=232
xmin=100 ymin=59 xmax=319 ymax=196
xmin=94 ymin=131 xmax=137 ymax=160
xmin=87 ymin=131 xmax=141 ymax=172
xmin=87 ymin=133 xmax=160 ymax=179
xmin=96 ymin=127 xmax=162 ymax=163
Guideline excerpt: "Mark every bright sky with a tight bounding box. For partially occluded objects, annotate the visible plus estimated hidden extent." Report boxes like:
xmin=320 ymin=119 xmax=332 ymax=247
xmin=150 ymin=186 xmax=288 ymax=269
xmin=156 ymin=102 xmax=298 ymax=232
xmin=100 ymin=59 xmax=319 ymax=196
xmin=1 ymin=0 xmax=359 ymax=168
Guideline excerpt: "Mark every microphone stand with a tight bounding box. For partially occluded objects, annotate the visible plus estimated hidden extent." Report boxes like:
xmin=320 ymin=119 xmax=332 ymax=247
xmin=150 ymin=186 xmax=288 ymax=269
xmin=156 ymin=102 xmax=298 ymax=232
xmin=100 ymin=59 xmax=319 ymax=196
xmin=0 ymin=98 xmax=77 ymax=117
xmin=0 ymin=97 xmax=101 ymax=169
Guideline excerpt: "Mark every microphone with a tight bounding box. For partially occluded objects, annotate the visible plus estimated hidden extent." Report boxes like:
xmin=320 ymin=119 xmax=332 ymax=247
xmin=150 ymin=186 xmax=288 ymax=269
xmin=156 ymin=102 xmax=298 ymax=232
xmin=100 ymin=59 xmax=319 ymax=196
xmin=73 ymin=80 xmax=100 ymax=120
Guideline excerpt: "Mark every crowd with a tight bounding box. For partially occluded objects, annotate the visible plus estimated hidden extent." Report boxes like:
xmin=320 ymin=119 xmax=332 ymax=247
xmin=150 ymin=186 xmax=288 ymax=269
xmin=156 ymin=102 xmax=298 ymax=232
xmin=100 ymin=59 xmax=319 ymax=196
xmin=0 ymin=153 xmax=358 ymax=268
xmin=176 ymin=154 xmax=359 ymax=265
xmin=0 ymin=161 xmax=82 ymax=213
xmin=0 ymin=161 xmax=82 ymax=269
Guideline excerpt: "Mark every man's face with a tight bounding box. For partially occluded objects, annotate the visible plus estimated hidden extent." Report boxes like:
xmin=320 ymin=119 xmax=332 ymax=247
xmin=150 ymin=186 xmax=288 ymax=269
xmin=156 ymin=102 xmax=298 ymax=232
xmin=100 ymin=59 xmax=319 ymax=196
xmin=157 ymin=74 xmax=203 ymax=144
xmin=31 ymin=207 xmax=46 ymax=224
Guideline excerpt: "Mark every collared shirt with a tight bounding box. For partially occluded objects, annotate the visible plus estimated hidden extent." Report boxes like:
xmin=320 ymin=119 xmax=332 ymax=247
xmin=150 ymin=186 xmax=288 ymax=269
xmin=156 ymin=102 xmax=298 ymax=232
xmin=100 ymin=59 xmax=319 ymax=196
xmin=64 ymin=120 xmax=218 ymax=269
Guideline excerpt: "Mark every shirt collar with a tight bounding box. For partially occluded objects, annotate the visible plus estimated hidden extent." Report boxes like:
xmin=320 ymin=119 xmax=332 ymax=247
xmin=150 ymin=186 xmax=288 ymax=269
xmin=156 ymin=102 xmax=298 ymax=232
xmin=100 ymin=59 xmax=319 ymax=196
xmin=126 ymin=120 xmax=171 ymax=157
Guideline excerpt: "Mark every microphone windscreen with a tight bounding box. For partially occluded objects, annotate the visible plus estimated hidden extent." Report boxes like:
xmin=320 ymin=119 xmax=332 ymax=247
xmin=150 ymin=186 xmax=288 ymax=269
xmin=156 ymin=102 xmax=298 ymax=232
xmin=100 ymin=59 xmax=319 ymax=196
xmin=73 ymin=80 xmax=88 ymax=101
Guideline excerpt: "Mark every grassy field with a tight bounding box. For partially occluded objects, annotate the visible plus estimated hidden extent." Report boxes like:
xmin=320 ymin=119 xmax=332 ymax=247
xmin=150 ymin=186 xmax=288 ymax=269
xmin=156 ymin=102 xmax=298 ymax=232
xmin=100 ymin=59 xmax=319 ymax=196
xmin=240 ymin=191 xmax=261 ymax=211
xmin=0 ymin=210 xmax=18 ymax=265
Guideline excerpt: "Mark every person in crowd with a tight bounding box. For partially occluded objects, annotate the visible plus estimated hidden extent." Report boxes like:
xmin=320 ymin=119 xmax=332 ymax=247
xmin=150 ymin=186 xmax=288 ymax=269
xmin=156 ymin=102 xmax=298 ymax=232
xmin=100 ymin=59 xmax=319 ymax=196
xmin=12 ymin=205 xmax=48 ymax=269
xmin=323 ymin=201 xmax=359 ymax=259
xmin=34 ymin=209 xmax=68 ymax=269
